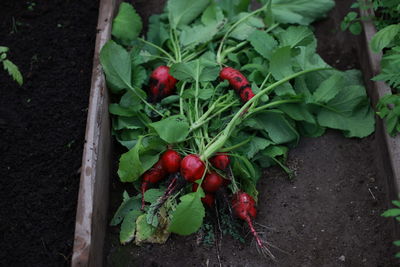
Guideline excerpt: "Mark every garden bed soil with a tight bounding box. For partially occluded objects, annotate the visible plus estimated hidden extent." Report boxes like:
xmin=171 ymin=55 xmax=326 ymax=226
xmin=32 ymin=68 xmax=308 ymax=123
xmin=0 ymin=0 xmax=98 ymax=265
xmin=105 ymin=0 xmax=398 ymax=266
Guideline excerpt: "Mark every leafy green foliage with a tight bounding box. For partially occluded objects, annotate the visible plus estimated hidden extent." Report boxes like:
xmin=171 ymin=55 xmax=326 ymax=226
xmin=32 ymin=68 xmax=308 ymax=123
xmin=112 ymin=2 xmax=143 ymax=45
xmin=341 ymin=11 xmax=362 ymax=35
xmin=269 ymin=0 xmax=335 ymax=25
xmin=118 ymin=136 xmax=166 ymax=182
xmin=167 ymin=0 xmax=210 ymax=29
xmin=100 ymin=41 xmax=132 ymax=92
xmin=103 ymin=1 xmax=376 ymax=246
xmin=376 ymin=94 xmax=400 ymax=136
xmin=149 ymin=115 xmax=190 ymax=143
xmin=381 ymin=199 xmax=400 ymax=258
xmin=168 ymin=191 xmax=205 ymax=235
xmin=0 ymin=46 xmax=23 ymax=86
xmin=370 ymin=24 xmax=400 ymax=53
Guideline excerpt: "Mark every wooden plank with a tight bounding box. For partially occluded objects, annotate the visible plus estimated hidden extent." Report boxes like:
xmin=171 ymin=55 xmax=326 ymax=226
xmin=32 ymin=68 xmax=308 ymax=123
xmin=357 ymin=6 xmax=400 ymax=220
xmin=71 ymin=0 xmax=120 ymax=266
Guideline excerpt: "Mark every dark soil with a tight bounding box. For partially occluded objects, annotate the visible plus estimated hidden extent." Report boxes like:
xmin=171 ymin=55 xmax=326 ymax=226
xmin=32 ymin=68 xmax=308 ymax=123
xmin=0 ymin=0 xmax=98 ymax=266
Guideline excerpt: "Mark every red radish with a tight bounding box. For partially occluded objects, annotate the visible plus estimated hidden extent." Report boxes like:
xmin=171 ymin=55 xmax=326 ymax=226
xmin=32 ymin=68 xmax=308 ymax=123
xmin=180 ymin=154 xmax=205 ymax=182
xmin=141 ymin=160 xmax=166 ymax=209
xmin=219 ymin=67 xmax=255 ymax=102
xmin=192 ymin=182 xmax=199 ymax=192
xmin=202 ymin=172 xmax=224 ymax=193
xmin=209 ymin=152 xmax=230 ymax=170
xmin=161 ymin=149 xmax=181 ymax=173
xmin=232 ymin=191 xmax=274 ymax=258
xmin=201 ymin=193 xmax=215 ymax=207
xmin=148 ymin=65 xmax=177 ymax=102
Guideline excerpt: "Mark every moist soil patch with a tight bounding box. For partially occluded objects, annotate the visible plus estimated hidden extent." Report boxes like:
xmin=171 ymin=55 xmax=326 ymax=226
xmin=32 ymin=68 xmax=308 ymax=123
xmin=106 ymin=1 xmax=398 ymax=266
xmin=0 ymin=0 xmax=98 ymax=265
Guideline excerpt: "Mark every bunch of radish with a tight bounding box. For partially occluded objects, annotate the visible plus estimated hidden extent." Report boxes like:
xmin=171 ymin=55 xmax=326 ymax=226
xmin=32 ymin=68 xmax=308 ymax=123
xmin=103 ymin=0 xmax=375 ymax=260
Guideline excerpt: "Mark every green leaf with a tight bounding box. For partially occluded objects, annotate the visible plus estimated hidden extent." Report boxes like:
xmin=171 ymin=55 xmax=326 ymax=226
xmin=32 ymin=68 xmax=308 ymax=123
xmin=180 ymin=23 xmax=219 ymax=47
xmin=278 ymin=26 xmax=314 ymax=48
xmin=169 ymin=191 xmax=206 ymax=235
xmin=135 ymin=214 xmax=156 ymax=242
xmin=147 ymin=15 xmax=169 ymax=47
xmin=3 ymin=59 xmax=23 ymax=86
xmin=149 ymin=115 xmax=189 ymax=143
xmin=120 ymin=210 xmax=142 ymax=244
xmin=167 ymin=0 xmax=210 ymax=29
xmin=217 ymin=0 xmax=250 ymax=19
xmin=120 ymin=90 xmax=144 ymax=111
xmin=0 ymin=46 xmax=9 ymax=54
xmin=113 ymin=116 xmax=145 ymax=131
xmin=381 ymin=208 xmax=400 ymax=217
xmin=112 ymin=3 xmax=142 ymax=45
xmin=201 ymin=2 xmax=224 ymax=24
xmin=100 ymin=40 xmax=131 ymax=92
xmin=270 ymin=0 xmax=335 ymax=25
xmin=230 ymin=13 xmax=264 ymax=40
xmin=132 ymin=65 xmax=147 ymax=88
xmin=270 ymin=46 xmax=294 ymax=80
xmin=144 ymin=188 xmax=164 ymax=204
xmin=117 ymin=136 xmax=166 ymax=182
xmin=370 ymin=24 xmax=400 ymax=53
xmin=245 ymin=111 xmax=299 ymax=144
xmin=349 ymin=22 xmax=362 ymax=35
xmin=245 ymin=136 xmax=272 ymax=158
xmin=169 ymin=59 xmax=219 ymax=82
xmin=248 ymin=30 xmax=278 ymax=60
xmin=109 ymin=104 xmax=137 ymax=117
xmin=278 ymin=102 xmax=316 ymax=124
xmin=312 ymin=73 xmax=343 ymax=103
xmin=110 ymin=195 xmax=141 ymax=226
xmin=393 ymin=240 xmax=400 ymax=246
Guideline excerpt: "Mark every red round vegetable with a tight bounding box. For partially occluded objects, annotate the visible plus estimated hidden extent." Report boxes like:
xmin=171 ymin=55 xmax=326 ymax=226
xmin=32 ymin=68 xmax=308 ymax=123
xmin=219 ymin=67 xmax=255 ymax=102
xmin=232 ymin=191 xmax=274 ymax=255
xmin=180 ymin=154 xmax=205 ymax=182
xmin=141 ymin=160 xmax=166 ymax=209
xmin=209 ymin=152 xmax=230 ymax=170
xmin=201 ymin=193 xmax=215 ymax=207
xmin=161 ymin=149 xmax=181 ymax=173
xmin=232 ymin=191 xmax=273 ymax=257
xmin=202 ymin=172 xmax=224 ymax=193
xmin=149 ymin=65 xmax=177 ymax=102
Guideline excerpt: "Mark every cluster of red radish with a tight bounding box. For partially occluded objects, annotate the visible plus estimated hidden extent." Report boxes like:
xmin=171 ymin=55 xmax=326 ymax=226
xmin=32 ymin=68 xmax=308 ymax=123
xmin=141 ymin=65 xmax=268 ymax=254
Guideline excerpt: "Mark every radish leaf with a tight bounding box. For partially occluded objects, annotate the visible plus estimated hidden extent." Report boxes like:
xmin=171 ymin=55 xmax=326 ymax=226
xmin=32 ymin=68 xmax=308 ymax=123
xmin=270 ymin=0 xmax=334 ymax=25
xmin=111 ymin=195 xmax=141 ymax=226
xmin=149 ymin=115 xmax=189 ymax=143
xmin=112 ymin=3 xmax=142 ymax=45
xmin=248 ymin=30 xmax=278 ymax=60
xmin=120 ymin=210 xmax=142 ymax=244
xmin=169 ymin=191 xmax=205 ymax=235
xmin=167 ymin=0 xmax=210 ymax=29
xmin=100 ymin=41 xmax=131 ymax=92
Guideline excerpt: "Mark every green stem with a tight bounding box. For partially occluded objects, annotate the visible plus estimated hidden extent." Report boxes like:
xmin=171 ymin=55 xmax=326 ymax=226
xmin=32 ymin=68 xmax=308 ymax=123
xmin=179 ymin=82 xmax=186 ymax=116
xmin=201 ymin=67 xmax=331 ymax=160
xmin=216 ymin=4 xmax=268 ymax=64
xmin=247 ymin=98 xmax=302 ymax=116
xmin=138 ymin=38 xmax=176 ymax=63
xmin=169 ymin=28 xmax=179 ymax=61
xmin=173 ymin=29 xmax=182 ymax=62
xmin=219 ymin=137 xmax=252 ymax=152
xmin=219 ymin=41 xmax=248 ymax=62
xmin=189 ymin=102 xmax=236 ymax=132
